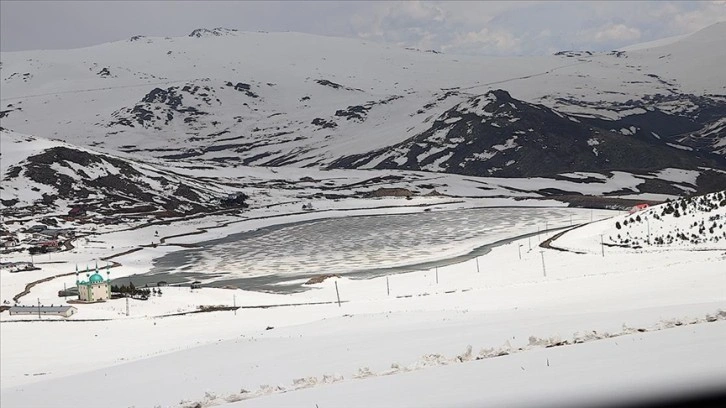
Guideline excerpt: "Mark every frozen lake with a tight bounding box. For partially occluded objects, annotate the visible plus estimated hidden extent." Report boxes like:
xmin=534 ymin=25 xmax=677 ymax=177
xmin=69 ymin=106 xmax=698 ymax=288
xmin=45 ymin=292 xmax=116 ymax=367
xmin=144 ymin=207 xmax=600 ymax=291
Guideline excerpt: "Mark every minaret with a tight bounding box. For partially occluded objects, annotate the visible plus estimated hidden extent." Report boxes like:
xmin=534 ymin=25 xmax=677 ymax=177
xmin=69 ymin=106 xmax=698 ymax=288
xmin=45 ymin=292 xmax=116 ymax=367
xmin=106 ymin=262 xmax=111 ymax=298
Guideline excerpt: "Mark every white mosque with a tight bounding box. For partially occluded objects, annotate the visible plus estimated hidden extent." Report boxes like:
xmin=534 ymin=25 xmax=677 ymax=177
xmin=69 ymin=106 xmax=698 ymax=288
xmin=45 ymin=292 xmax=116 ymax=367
xmin=76 ymin=263 xmax=111 ymax=302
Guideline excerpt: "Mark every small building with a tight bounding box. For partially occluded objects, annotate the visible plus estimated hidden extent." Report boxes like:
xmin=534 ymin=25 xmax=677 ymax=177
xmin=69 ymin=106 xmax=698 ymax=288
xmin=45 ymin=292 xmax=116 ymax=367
xmin=1 ymin=235 xmax=19 ymax=248
xmin=40 ymin=240 xmax=61 ymax=249
xmin=76 ymin=264 xmax=112 ymax=302
xmin=36 ymin=229 xmax=72 ymax=239
xmin=26 ymin=224 xmax=47 ymax=233
xmin=68 ymin=206 xmax=87 ymax=217
xmin=629 ymin=203 xmax=650 ymax=214
xmin=4 ymin=261 xmax=37 ymax=273
xmin=58 ymin=287 xmax=79 ymax=297
xmin=9 ymin=305 xmax=77 ymax=317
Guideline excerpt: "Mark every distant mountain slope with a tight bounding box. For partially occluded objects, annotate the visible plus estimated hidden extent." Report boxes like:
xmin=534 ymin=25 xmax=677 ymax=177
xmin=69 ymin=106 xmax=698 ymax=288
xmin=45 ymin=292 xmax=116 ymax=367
xmin=0 ymin=130 xmax=247 ymax=218
xmin=0 ymin=24 xmax=724 ymax=182
xmin=328 ymin=90 xmax=725 ymax=177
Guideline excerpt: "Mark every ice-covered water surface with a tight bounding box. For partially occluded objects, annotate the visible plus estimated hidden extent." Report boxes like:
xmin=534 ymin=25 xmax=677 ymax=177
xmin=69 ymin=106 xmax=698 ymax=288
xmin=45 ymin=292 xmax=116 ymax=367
xmin=150 ymin=207 xmax=594 ymax=283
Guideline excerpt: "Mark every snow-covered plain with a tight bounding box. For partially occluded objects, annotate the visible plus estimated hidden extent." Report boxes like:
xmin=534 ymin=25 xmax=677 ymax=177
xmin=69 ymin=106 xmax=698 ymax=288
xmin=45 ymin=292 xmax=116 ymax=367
xmin=1 ymin=197 xmax=725 ymax=407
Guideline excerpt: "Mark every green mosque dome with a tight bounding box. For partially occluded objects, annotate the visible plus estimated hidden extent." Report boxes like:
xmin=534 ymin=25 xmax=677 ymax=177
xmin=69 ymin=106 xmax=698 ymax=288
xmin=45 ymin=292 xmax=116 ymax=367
xmin=89 ymin=272 xmax=104 ymax=284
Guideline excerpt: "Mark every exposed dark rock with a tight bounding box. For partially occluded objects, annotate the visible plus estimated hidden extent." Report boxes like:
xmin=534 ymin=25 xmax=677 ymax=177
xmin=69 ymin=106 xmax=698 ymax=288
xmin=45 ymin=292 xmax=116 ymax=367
xmin=225 ymin=82 xmax=258 ymax=98
xmin=315 ymin=79 xmax=362 ymax=92
xmin=311 ymin=118 xmax=337 ymax=129
xmin=335 ymin=105 xmax=370 ymax=122
xmin=189 ymin=27 xmax=238 ymax=38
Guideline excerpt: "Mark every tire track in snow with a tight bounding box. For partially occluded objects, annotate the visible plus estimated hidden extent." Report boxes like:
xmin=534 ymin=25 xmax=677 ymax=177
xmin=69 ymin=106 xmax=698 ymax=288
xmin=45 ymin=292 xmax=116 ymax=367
xmin=0 ymin=78 xmax=198 ymax=102
xmin=459 ymin=59 xmax=594 ymax=93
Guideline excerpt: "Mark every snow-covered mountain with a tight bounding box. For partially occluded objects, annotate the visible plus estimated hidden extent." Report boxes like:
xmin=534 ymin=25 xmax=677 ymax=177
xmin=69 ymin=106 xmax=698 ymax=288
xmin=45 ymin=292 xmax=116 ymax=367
xmin=1 ymin=24 xmax=725 ymax=219
xmin=0 ymin=130 xmax=248 ymax=219
xmin=1 ymin=24 xmax=724 ymax=169
xmin=328 ymin=89 xmax=724 ymax=177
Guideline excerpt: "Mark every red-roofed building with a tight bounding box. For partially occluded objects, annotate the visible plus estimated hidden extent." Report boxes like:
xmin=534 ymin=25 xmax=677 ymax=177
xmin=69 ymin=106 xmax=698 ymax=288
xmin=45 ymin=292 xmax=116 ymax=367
xmin=629 ymin=203 xmax=649 ymax=214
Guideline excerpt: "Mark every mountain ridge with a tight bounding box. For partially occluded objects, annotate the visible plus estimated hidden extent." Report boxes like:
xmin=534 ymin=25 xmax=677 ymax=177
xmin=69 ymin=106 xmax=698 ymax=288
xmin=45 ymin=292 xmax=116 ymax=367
xmin=1 ymin=23 xmax=724 ymax=204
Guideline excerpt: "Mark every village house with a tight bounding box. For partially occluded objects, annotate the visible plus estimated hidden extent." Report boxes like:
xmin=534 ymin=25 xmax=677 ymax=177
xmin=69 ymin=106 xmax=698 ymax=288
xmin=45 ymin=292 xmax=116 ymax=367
xmin=1 ymin=236 xmax=19 ymax=248
xmin=67 ymin=206 xmax=87 ymax=217
xmin=629 ymin=203 xmax=650 ymax=214
xmin=25 ymin=224 xmax=47 ymax=233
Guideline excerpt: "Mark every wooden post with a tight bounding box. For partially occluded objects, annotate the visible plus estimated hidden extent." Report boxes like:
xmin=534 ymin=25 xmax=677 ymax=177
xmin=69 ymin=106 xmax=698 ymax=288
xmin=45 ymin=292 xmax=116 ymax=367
xmin=126 ymin=296 xmax=129 ymax=316
xmin=386 ymin=276 xmax=390 ymax=296
xmin=37 ymin=298 xmax=41 ymax=320
xmin=335 ymin=281 xmax=341 ymax=307
xmin=476 ymin=257 xmax=480 ymax=273
xmin=540 ymin=251 xmax=546 ymax=278
xmin=600 ymin=234 xmax=605 ymax=257
xmin=435 ymin=267 xmax=439 ymax=284
xmin=233 ymin=294 xmax=237 ymax=315
xmin=518 ymin=244 xmax=522 ymax=260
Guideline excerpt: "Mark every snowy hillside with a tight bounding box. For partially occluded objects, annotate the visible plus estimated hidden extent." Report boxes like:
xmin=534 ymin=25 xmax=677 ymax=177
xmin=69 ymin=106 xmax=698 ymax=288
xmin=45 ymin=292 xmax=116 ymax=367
xmin=1 ymin=24 xmax=724 ymax=178
xmin=0 ymin=130 xmax=248 ymax=218
xmin=328 ymin=89 xmax=724 ymax=177
xmin=609 ymin=191 xmax=726 ymax=248
xmin=551 ymin=189 xmax=726 ymax=253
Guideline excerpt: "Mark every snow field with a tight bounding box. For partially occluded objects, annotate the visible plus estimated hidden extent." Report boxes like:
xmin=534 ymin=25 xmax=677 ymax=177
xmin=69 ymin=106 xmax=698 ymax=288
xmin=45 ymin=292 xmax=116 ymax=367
xmin=1 ymin=208 xmax=725 ymax=407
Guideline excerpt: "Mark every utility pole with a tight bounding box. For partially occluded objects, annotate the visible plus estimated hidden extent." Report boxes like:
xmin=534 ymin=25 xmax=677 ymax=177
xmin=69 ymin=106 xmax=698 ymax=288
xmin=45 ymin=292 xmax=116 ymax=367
xmin=528 ymin=236 xmax=531 ymax=251
xmin=233 ymin=294 xmax=237 ymax=316
xmin=435 ymin=267 xmax=439 ymax=284
xmin=37 ymin=298 xmax=41 ymax=320
xmin=647 ymin=219 xmax=650 ymax=245
xmin=600 ymin=234 xmax=605 ymax=257
xmin=476 ymin=257 xmax=480 ymax=273
xmin=386 ymin=276 xmax=390 ymax=296
xmin=335 ymin=281 xmax=341 ymax=307
xmin=540 ymin=251 xmax=546 ymax=278
xmin=518 ymin=244 xmax=522 ymax=260
xmin=125 ymin=296 xmax=130 ymax=316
